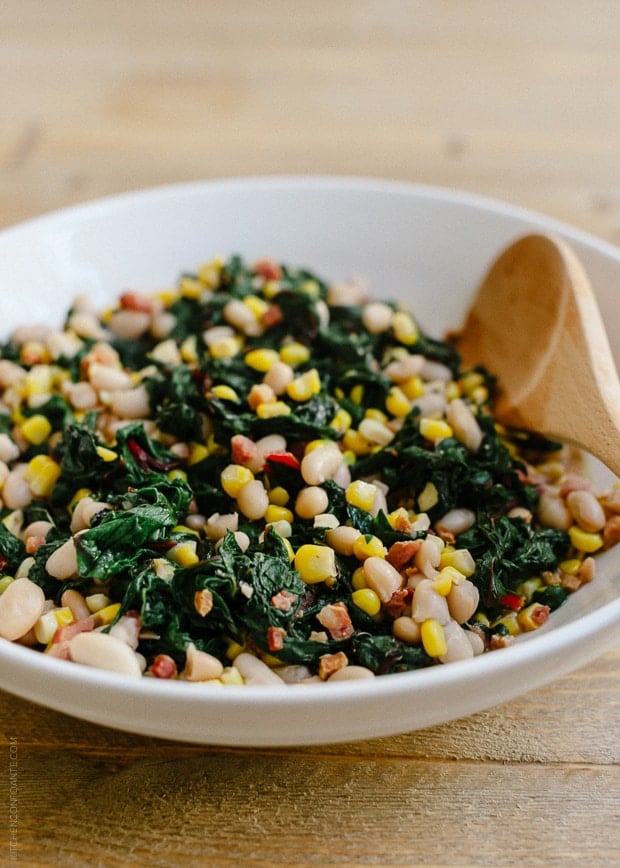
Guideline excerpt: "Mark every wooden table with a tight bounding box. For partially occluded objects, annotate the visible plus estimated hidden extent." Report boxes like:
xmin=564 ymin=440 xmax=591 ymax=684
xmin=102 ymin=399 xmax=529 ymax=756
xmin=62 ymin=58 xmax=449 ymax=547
xmin=1 ymin=2 xmax=619 ymax=864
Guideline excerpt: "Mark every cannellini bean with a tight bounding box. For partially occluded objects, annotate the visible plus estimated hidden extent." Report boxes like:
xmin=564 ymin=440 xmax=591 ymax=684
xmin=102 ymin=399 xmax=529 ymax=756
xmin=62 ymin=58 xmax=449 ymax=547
xmin=233 ymin=652 xmax=285 ymax=685
xmin=108 ymin=385 xmax=150 ymax=419
xmin=465 ymin=629 xmax=486 ymax=656
xmin=537 ymin=492 xmax=572 ymax=531
xmin=108 ymin=309 xmax=151 ymax=340
xmin=68 ymin=311 xmax=108 ymax=340
xmin=88 ymin=362 xmax=133 ymax=391
xmin=439 ymin=620 xmax=475 ymax=663
xmin=301 ymin=444 xmax=344 ymax=485
xmin=326 ymin=525 xmax=362 ymax=556
xmin=392 ymin=616 xmax=421 ymax=644
xmin=0 ymin=433 xmax=20 ymax=463
xmin=223 ymin=298 xmax=262 ymax=336
xmin=384 ymin=354 xmax=424 ymax=382
xmin=247 ymin=434 xmax=287 ymax=473
xmin=327 ymin=276 xmax=369 ymax=306
xmin=435 ymin=508 xmax=476 ymax=537
xmin=414 ymin=536 xmax=442 ymax=578
xmin=412 ymin=392 xmax=446 ymax=419
xmin=362 ymin=302 xmax=393 ymax=334
xmin=420 ymin=360 xmax=452 ymax=382
xmin=205 ymin=512 xmax=239 ymax=540
xmin=0 ymin=577 xmax=45 ymax=641
xmin=45 ymin=537 xmax=79 ymax=580
xmin=566 ymin=490 xmax=606 ymax=532
xmin=182 ymin=643 xmax=225 ymax=681
xmin=328 ymin=665 xmax=375 ymax=681
xmin=3 ymin=465 xmax=32 ymax=509
xmin=61 ymin=589 xmax=91 ymax=621
xmin=446 ymin=398 xmax=483 ymax=452
xmin=363 ymin=556 xmax=404 ymax=602
xmin=70 ymin=497 xmax=110 ymax=533
xmin=447 ymin=579 xmax=479 ymax=624
xmin=237 ymin=480 xmax=269 ymax=520
xmin=411 ymin=579 xmax=450 ymax=624
xmin=69 ymin=631 xmax=142 ymax=676
xmin=23 ymin=520 xmax=54 ymax=543
xmin=295 ymin=486 xmax=329 ymax=519
xmin=65 ymin=380 xmax=98 ymax=410
xmin=263 ymin=360 xmax=294 ymax=395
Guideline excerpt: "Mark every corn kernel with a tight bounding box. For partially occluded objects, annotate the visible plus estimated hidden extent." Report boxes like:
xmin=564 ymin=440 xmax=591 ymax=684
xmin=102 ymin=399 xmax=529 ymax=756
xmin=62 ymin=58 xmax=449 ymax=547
xmin=286 ymin=368 xmax=321 ymax=402
xmin=419 ymin=417 xmax=453 ymax=444
xmin=432 ymin=568 xmax=457 ymax=595
xmin=279 ymin=341 xmax=310 ymax=367
xmin=180 ymin=276 xmax=205 ymax=298
xmin=168 ymin=468 xmax=188 ymax=484
xmin=350 ymin=384 xmax=364 ymax=405
xmin=180 ymin=335 xmax=198 ymax=363
xmin=364 ymin=408 xmax=388 ymax=424
xmin=281 ymin=536 xmax=295 ymax=562
xmin=255 ymin=400 xmax=291 ymax=418
xmin=439 ymin=548 xmax=476 ymax=577
xmin=460 ymin=371 xmax=484 ymax=395
xmin=245 ymin=348 xmax=280 ymax=372
xmin=445 ymin=381 xmax=461 ymax=401
xmin=392 ymin=311 xmax=419 ymax=345
xmin=24 ymin=454 xmax=61 ymax=498
xmin=329 ymin=408 xmax=352 ymax=433
xmin=94 ymin=602 xmax=122 ymax=626
xmin=189 ymin=443 xmax=209 ymax=465
xmin=568 ymin=526 xmax=603 ymax=553
xmin=221 ymin=666 xmax=245 ymax=685
xmin=96 ymin=446 xmax=118 ymax=463
xmin=421 ymin=618 xmax=448 ymax=657
xmin=221 ymin=464 xmax=254 ymax=498
xmin=301 ymin=279 xmax=320 ymax=298
xmin=20 ymin=414 xmax=52 ymax=445
xmin=351 ymin=567 xmax=367 ymax=590
xmin=401 ymin=375 xmax=425 ymax=399
xmin=225 ymin=639 xmax=246 ymax=661
xmin=210 ymin=336 xmax=241 ymax=359
xmin=559 ymin=558 xmax=582 ymax=575
xmin=417 ymin=481 xmax=439 ymax=512
xmin=352 ymin=587 xmax=381 ymax=616
xmin=342 ymin=429 xmax=372 ymax=456
xmin=197 ymin=257 xmax=224 ymax=288
xmin=34 ymin=610 xmax=60 ymax=645
xmin=345 ymin=480 xmax=377 ymax=512
xmin=294 ymin=544 xmax=337 ymax=584
xmin=385 ymin=386 xmax=411 ymax=418
xmin=352 ymin=534 xmax=386 ymax=560
xmin=24 ymin=365 xmax=54 ymax=397
xmin=0 ymin=576 xmax=14 ymax=595
xmin=168 ymin=540 xmax=200 ymax=567
xmin=243 ymin=294 xmax=269 ymax=319
xmin=211 ymin=384 xmax=240 ymax=402
xmin=265 ymin=504 xmax=294 ymax=524
xmin=492 ymin=612 xmax=521 ymax=636
xmin=54 ymin=606 xmax=75 ymax=628
xmin=268 ymin=486 xmax=290 ymax=506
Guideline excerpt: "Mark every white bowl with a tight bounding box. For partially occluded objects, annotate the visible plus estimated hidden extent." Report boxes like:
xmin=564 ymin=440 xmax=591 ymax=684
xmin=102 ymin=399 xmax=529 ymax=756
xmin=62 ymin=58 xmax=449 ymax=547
xmin=0 ymin=177 xmax=619 ymax=746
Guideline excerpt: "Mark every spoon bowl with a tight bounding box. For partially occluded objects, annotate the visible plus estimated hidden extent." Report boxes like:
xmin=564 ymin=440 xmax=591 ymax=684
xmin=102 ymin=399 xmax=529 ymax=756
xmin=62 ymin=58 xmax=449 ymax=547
xmin=455 ymin=233 xmax=620 ymax=477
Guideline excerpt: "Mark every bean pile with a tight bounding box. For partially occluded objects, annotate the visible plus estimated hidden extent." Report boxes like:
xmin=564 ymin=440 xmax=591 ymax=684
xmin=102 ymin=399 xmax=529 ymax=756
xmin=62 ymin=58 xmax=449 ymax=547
xmin=0 ymin=254 xmax=618 ymax=685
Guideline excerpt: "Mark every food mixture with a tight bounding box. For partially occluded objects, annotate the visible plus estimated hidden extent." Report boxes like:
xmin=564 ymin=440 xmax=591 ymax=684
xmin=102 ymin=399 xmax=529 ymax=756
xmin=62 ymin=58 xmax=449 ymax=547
xmin=0 ymin=255 xmax=618 ymax=685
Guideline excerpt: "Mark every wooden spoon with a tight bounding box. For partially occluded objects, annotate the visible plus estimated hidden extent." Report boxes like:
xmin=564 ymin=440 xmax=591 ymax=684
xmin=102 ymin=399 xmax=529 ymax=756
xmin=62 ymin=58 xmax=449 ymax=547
xmin=454 ymin=233 xmax=620 ymax=476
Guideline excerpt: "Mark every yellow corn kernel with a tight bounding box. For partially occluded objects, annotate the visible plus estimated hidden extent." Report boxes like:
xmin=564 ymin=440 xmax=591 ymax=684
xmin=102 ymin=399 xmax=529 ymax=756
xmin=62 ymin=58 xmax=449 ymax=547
xmin=210 ymin=336 xmax=241 ymax=360
xmin=342 ymin=449 xmax=356 ymax=466
xmin=244 ymin=348 xmax=280 ymax=372
xmin=568 ymin=526 xmax=603 ymax=553
xmin=559 ymin=558 xmax=582 ymax=575
xmin=470 ymin=386 xmax=489 ymax=405
xmin=301 ymin=279 xmax=320 ymax=298
xmin=341 ymin=429 xmax=372 ymax=456
xmin=364 ymin=407 xmax=388 ymax=424
xmin=155 ymin=288 xmax=179 ymax=306
xmin=24 ymin=454 xmax=61 ymax=498
xmin=294 ymin=544 xmax=337 ymax=584
xmin=167 ymin=468 xmax=187 ymax=484
xmin=352 ymin=534 xmax=386 ymax=561
xmin=84 ymin=593 xmax=111 ymax=613
xmin=439 ymin=548 xmax=476 ymax=577
xmin=401 ymin=375 xmax=425 ymax=399
xmin=515 ymin=577 xmax=544 ymax=602
xmin=242 ymin=294 xmax=269 ymax=319
xmin=286 ymin=368 xmax=321 ymax=402
xmin=517 ymin=602 xmax=548 ymax=632
xmin=280 ymin=537 xmax=295 ymax=562
xmin=385 ymin=386 xmax=411 ymax=418
xmin=211 ymin=384 xmax=240 ymax=402
xmin=421 ymin=618 xmax=448 ymax=657
xmin=20 ymin=414 xmax=52 ymax=445
xmin=345 ymin=480 xmax=377 ymax=512
xmin=460 ymin=371 xmax=484 ymax=395
xmin=197 ymin=257 xmax=224 ymax=287
xmin=54 ymin=606 xmax=75 ymax=628
xmin=24 ymin=365 xmax=54 ymax=397
xmin=0 ymin=576 xmax=14 ymax=595
xmin=168 ymin=540 xmax=199 ymax=567
xmin=20 ymin=341 xmax=50 ymax=366
xmin=492 ymin=612 xmax=521 ymax=636
xmin=225 ymin=639 xmax=246 ymax=661
xmin=351 ymin=566 xmax=367 ymax=590
xmin=386 ymin=507 xmax=410 ymax=529
xmin=96 ymin=446 xmax=118 ymax=463
xmin=349 ymin=384 xmax=364 ymax=405
xmin=352 ymin=587 xmax=381 ymax=617
xmin=392 ymin=311 xmax=419 ymax=345
xmin=268 ymin=486 xmax=289 ymax=506
xmin=189 ymin=442 xmax=209 ymax=465
xmin=221 ymin=666 xmax=245 ymax=685
xmin=432 ymin=568 xmax=458 ymax=596
xmin=329 ymin=408 xmax=352 ymax=433
xmin=445 ymin=381 xmax=461 ymax=402
xmin=68 ymin=488 xmax=93 ymax=513
xmin=94 ymin=602 xmax=122 ymax=626
xmin=419 ymin=417 xmax=453 ymax=444
xmin=417 ymin=481 xmax=439 ymax=512
xmin=180 ymin=335 xmax=198 ymax=363
xmin=34 ymin=610 xmax=60 ymax=644
xmin=265 ymin=504 xmax=294 ymax=524
xmin=279 ymin=341 xmax=310 ymax=367
xmin=255 ymin=401 xmax=291 ymax=418
xmin=180 ymin=276 xmax=205 ymax=298
xmin=221 ymin=464 xmax=254 ymax=498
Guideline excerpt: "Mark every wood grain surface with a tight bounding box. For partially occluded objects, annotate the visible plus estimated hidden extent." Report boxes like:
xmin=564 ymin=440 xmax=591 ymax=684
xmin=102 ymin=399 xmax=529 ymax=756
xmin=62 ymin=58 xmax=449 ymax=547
xmin=1 ymin=2 xmax=620 ymax=865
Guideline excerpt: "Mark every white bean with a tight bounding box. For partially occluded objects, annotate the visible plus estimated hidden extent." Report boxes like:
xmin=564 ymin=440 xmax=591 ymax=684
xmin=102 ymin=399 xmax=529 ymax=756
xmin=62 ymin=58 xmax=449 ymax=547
xmin=326 ymin=525 xmax=362 ymax=556
xmin=182 ymin=643 xmax=225 ymax=681
xmin=414 ymin=536 xmax=442 ymax=578
xmin=439 ymin=620 xmax=475 ymax=664
xmin=108 ymin=385 xmax=150 ymax=419
xmin=446 ymin=398 xmax=483 ymax=452
xmin=537 ymin=492 xmax=572 ymax=531
xmin=3 ymin=465 xmax=32 ymax=509
xmin=263 ymin=361 xmax=294 ymax=396
xmin=109 ymin=309 xmax=151 ymax=340
xmin=410 ymin=579 xmax=450 ymax=624
xmin=435 ymin=508 xmax=476 ymax=537
xmin=88 ymin=362 xmax=133 ymax=391
xmin=69 ymin=631 xmax=142 ymax=676
xmin=447 ymin=580 xmax=480 ymax=624
xmin=233 ymin=652 xmax=285 ymax=685
xmin=0 ymin=433 xmax=20 ymax=463
xmin=247 ymin=434 xmax=287 ymax=474
xmin=70 ymin=497 xmax=110 ymax=533
xmin=0 ymin=577 xmax=45 ymax=641
xmin=237 ymin=480 xmax=269 ymax=520
xmin=295 ymin=486 xmax=329 ymax=519
xmin=361 ymin=302 xmax=393 ymax=334
xmin=328 ymin=665 xmax=375 ymax=681
xmin=363 ymin=556 xmax=403 ymax=603
xmin=300 ymin=444 xmax=343 ymax=485
xmin=566 ymin=490 xmax=606 ymax=533
xmin=205 ymin=512 xmax=239 ymax=541
xmin=45 ymin=537 xmax=79 ymax=580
